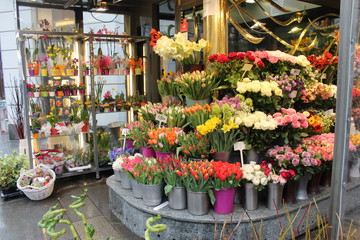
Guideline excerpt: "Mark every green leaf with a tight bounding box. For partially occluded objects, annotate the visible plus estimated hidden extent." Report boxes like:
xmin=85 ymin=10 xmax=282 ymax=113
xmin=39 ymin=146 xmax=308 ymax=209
xmin=164 ymin=184 xmax=174 ymax=196
xmin=88 ymin=224 xmax=95 ymax=237
xmin=208 ymin=189 xmax=215 ymax=206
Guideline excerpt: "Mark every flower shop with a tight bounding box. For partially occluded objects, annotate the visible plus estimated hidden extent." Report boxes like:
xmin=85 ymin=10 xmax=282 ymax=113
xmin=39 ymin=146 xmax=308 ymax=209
xmin=5 ymin=0 xmax=360 ymax=239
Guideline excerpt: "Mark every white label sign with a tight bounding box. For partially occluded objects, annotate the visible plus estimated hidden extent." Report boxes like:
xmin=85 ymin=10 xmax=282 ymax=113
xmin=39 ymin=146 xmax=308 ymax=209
xmin=290 ymin=69 xmax=301 ymax=75
xmin=234 ymin=141 xmax=246 ymax=151
xmin=122 ymin=128 xmax=129 ymax=136
xmin=321 ymin=73 xmax=327 ymax=80
xmin=155 ymin=114 xmax=168 ymax=122
xmin=242 ymin=64 xmax=253 ymax=71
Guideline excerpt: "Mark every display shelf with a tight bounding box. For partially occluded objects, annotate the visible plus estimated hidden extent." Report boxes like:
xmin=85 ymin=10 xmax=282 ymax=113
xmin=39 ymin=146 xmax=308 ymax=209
xmin=31 ymin=131 xmax=90 ymax=139
xmin=56 ymin=167 xmax=97 ymax=179
xmin=28 ymin=95 xmax=86 ymax=98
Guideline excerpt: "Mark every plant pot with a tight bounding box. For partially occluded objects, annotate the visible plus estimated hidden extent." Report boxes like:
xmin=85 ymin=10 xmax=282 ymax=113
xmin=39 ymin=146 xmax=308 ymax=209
xmin=28 ymin=62 xmax=39 ymax=75
xmin=213 ymin=187 xmax=236 ymax=214
xmin=267 ymin=182 xmax=284 ymax=210
xmin=66 ymin=69 xmax=75 ymax=76
xmin=168 ymin=186 xmax=186 ymax=210
xmin=182 ymin=64 xmax=204 ymax=73
xmin=283 ymin=179 xmax=297 ymax=204
xmin=140 ymin=182 xmax=164 ymax=206
xmin=40 ymin=92 xmax=49 ymax=97
xmin=33 ymin=92 xmax=40 ymax=97
xmin=185 ymin=97 xmax=211 ymax=107
xmin=187 ymin=190 xmax=209 ymax=215
xmin=307 ymin=171 xmax=322 ymax=195
xmin=124 ymin=69 xmax=130 ymax=75
xmin=56 ymin=91 xmax=64 ymax=96
xmin=161 ymin=95 xmax=181 ymax=105
xmin=27 ymin=91 xmax=33 ymax=98
xmin=212 ymin=152 xmax=230 ymax=162
xmin=0 ymin=187 xmax=22 ymax=200
xmin=130 ymin=179 xmax=142 ymax=199
xmin=155 ymin=151 xmax=175 ymax=160
xmin=41 ymin=69 xmax=48 ymax=76
xmin=246 ymin=148 xmax=259 ymax=164
xmin=244 ymin=183 xmax=258 ymax=211
xmin=141 ymin=146 xmax=156 ymax=158
xmin=79 ymin=89 xmax=86 ymax=95
xmin=32 ymin=133 xmax=39 ymax=138
xmin=74 ymin=69 xmax=78 ymax=76
xmin=50 ymin=128 xmax=59 ymax=135
xmin=49 ymin=92 xmax=55 ymax=97
xmin=28 ymin=69 xmax=35 ymax=76
xmin=114 ymin=169 xmax=122 ymax=181
xmin=64 ymin=90 xmax=71 ymax=96
xmin=71 ymin=90 xmax=78 ymax=95
xmin=126 ymin=139 xmax=134 ymax=149
xmin=50 ymin=68 xmax=60 ymax=76
xmin=119 ymin=170 xmax=132 ymax=189
xmin=84 ymin=70 xmax=89 ymax=76
xmin=104 ymin=69 xmax=110 ymax=75
xmin=296 ymin=175 xmax=310 ymax=200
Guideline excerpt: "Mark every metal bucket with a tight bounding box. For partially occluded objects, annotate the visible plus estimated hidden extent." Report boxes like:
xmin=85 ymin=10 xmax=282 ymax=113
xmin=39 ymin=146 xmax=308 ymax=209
xmin=107 ymin=121 xmax=124 ymax=140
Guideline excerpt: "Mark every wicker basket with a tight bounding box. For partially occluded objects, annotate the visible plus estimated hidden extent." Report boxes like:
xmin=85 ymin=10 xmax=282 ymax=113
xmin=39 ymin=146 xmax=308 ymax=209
xmin=16 ymin=165 xmax=56 ymax=201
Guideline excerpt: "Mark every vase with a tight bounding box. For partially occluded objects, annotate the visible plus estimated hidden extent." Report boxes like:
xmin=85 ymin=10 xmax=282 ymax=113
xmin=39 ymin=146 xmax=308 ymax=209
xmin=40 ymin=92 xmax=49 ymax=97
xmin=119 ymin=170 xmax=132 ymax=189
xmin=28 ymin=62 xmax=39 ymax=75
xmin=114 ymin=170 xmax=122 ymax=181
xmin=212 ymin=152 xmax=231 ymax=162
xmin=50 ymin=128 xmax=59 ymax=135
xmin=185 ymin=97 xmax=211 ymax=107
xmin=130 ymin=179 xmax=142 ymax=199
xmin=246 ymin=148 xmax=259 ymax=164
xmin=283 ymin=179 xmax=297 ymax=204
xmin=350 ymin=158 xmax=360 ymax=177
xmin=296 ymin=175 xmax=310 ymax=200
xmin=183 ymin=64 xmax=204 ymax=73
xmin=187 ymin=190 xmax=209 ymax=215
xmin=56 ymin=91 xmax=64 ymax=97
xmin=320 ymin=168 xmax=332 ymax=187
xmin=213 ymin=187 xmax=236 ymax=214
xmin=58 ymin=65 xmax=66 ymax=76
xmin=244 ymin=183 xmax=258 ymax=211
xmin=49 ymin=92 xmax=55 ymax=97
xmin=267 ymin=182 xmax=284 ymax=210
xmin=84 ymin=70 xmax=89 ymax=76
xmin=140 ymin=182 xmax=164 ymax=206
xmin=141 ymin=146 xmax=156 ymax=158
xmin=66 ymin=68 xmax=75 ymax=76
xmin=125 ymin=139 xmax=134 ymax=149
xmin=50 ymin=68 xmax=60 ymax=76
xmin=161 ymin=96 xmax=181 ymax=105
xmin=307 ymin=171 xmax=322 ymax=195
xmin=155 ymin=151 xmax=175 ymax=160
xmin=27 ymin=91 xmax=33 ymax=98
xmin=168 ymin=186 xmax=187 ymax=210
xmin=33 ymin=92 xmax=40 ymax=97
xmin=28 ymin=69 xmax=35 ymax=76
xmin=32 ymin=133 xmax=39 ymax=138
xmin=79 ymin=89 xmax=86 ymax=95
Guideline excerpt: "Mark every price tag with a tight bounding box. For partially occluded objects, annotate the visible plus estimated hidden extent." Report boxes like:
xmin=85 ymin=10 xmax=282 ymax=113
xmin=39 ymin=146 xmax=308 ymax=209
xmin=155 ymin=114 xmax=168 ymax=127
xmin=325 ymin=109 xmax=334 ymax=116
xmin=321 ymin=73 xmax=327 ymax=80
xmin=242 ymin=64 xmax=253 ymax=71
xmin=122 ymin=128 xmax=129 ymax=136
xmin=290 ymin=69 xmax=301 ymax=75
xmin=234 ymin=141 xmax=246 ymax=166
xmin=289 ymin=91 xmax=297 ymax=99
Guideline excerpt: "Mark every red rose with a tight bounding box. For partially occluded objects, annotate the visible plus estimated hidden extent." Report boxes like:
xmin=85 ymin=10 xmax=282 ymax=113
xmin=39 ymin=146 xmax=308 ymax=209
xmin=256 ymin=59 xmax=265 ymax=68
xmin=209 ymin=54 xmax=219 ymax=63
xmin=324 ymin=52 xmax=333 ymax=59
xmin=228 ymin=52 xmax=237 ymax=60
xmin=245 ymin=51 xmax=254 ymax=56
xmin=217 ymin=54 xmax=230 ymax=63
xmin=247 ymin=54 xmax=256 ymax=62
xmin=236 ymin=52 xmax=245 ymax=60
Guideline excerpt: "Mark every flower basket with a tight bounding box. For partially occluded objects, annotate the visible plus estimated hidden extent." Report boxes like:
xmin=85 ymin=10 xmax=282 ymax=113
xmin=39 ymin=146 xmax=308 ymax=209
xmin=16 ymin=165 xmax=56 ymax=201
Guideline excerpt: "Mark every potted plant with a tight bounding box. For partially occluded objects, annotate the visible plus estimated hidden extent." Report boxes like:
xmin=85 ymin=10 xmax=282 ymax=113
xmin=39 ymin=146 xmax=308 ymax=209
xmin=46 ymin=45 xmax=60 ymax=76
xmin=39 ymin=84 xmax=49 ymax=97
xmin=78 ymin=83 xmax=86 ymax=95
xmin=82 ymin=61 xmax=90 ymax=75
xmin=121 ymin=155 xmax=145 ymax=197
xmin=125 ymin=120 xmax=156 ymax=156
xmin=55 ymin=84 xmax=64 ymax=96
xmin=70 ymin=83 xmax=78 ymax=95
xmin=157 ymin=71 xmax=180 ymax=104
xmin=30 ymin=117 xmax=42 ymax=138
xmin=79 ymin=106 xmax=90 ymax=132
xmin=26 ymin=83 xmax=36 ymax=98
xmin=38 ymin=56 xmax=48 ymax=76
xmin=48 ymin=85 xmax=55 ymax=97
xmin=0 ymin=151 xmax=28 ymax=197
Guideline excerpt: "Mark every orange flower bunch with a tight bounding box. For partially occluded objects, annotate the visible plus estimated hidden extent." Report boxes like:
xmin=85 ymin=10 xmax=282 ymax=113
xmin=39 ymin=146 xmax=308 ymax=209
xmin=307 ymin=114 xmax=323 ymax=133
xmin=350 ymin=134 xmax=360 ymax=147
xmin=181 ymin=160 xmax=214 ymax=192
xmin=147 ymin=127 xmax=184 ymax=153
xmin=183 ymin=103 xmax=211 ymax=129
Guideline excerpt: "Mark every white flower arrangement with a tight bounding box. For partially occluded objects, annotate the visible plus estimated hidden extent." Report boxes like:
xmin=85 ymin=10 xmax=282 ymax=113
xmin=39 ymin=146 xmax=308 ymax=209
xmin=112 ymin=155 xmax=125 ymax=171
xmin=236 ymin=78 xmax=283 ymax=97
xmin=241 ymin=161 xmax=269 ymax=190
xmin=232 ymin=111 xmax=278 ymax=131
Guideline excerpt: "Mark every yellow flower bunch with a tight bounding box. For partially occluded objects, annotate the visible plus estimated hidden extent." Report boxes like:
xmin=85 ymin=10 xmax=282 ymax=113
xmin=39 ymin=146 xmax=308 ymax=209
xmin=350 ymin=134 xmax=360 ymax=147
xmin=221 ymin=120 xmax=239 ymax=133
xmin=196 ymin=117 xmax=221 ymax=135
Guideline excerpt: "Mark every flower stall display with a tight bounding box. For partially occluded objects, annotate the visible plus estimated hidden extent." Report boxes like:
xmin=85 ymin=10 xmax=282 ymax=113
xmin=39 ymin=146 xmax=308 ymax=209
xmin=211 ymin=161 xmax=243 ymax=214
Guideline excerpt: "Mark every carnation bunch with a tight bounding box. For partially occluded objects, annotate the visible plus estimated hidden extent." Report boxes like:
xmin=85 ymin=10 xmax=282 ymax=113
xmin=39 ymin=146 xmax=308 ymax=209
xmin=241 ymin=161 xmax=269 ymax=191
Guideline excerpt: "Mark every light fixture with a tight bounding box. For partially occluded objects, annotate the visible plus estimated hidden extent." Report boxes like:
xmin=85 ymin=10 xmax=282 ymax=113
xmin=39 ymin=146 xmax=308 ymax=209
xmin=246 ymin=0 xmax=255 ymax=3
xmin=96 ymin=1 xmax=109 ymax=12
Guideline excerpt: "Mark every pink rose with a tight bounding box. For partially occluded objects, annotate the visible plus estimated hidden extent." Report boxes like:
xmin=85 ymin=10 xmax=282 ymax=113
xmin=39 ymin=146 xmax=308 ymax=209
xmin=300 ymin=121 xmax=309 ymax=128
xmin=275 ymin=117 xmax=284 ymax=126
xmin=287 ymin=108 xmax=296 ymax=115
xmin=273 ymin=112 xmax=282 ymax=118
xmin=292 ymin=158 xmax=300 ymax=166
xmin=291 ymin=120 xmax=301 ymax=128
xmin=291 ymin=114 xmax=299 ymax=122
xmin=284 ymin=115 xmax=292 ymax=124
xmin=301 ymin=158 xmax=312 ymax=166
xmin=268 ymin=55 xmax=278 ymax=63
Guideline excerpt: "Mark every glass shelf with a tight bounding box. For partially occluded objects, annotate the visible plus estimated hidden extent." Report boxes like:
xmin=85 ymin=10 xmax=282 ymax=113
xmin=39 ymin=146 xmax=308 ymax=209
xmin=32 ymin=131 xmax=91 ymax=139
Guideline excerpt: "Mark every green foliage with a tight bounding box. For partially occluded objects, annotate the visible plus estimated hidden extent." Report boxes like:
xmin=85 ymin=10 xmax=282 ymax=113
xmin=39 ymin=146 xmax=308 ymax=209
xmin=0 ymin=151 xmax=28 ymax=189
